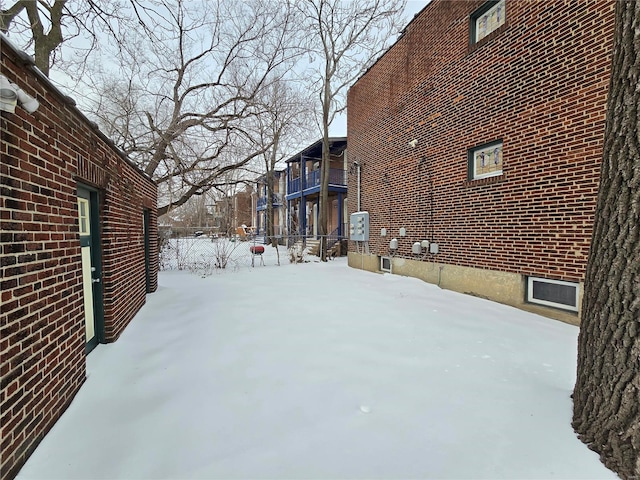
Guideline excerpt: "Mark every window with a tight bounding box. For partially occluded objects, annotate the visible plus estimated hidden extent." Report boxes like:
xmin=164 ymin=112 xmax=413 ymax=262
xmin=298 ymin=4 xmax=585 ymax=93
xmin=468 ymin=141 xmax=503 ymax=180
xmin=471 ymin=0 xmax=506 ymax=44
xmin=77 ymin=198 xmax=90 ymax=235
xmin=527 ymin=277 xmax=579 ymax=312
xmin=380 ymin=256 xmax=392 ymax=273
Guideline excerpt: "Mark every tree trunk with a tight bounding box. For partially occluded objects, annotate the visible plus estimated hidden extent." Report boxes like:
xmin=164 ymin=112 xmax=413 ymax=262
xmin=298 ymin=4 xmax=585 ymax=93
xmin=266 ymin=169 xmax=275 ymax=245
xmin=318 ymin=132 xmax=330 ymax=261
xmin=318 ymin=76 xmax=332 ymax=262
xmin=572 ymin=2 xmax=640 ymax=479
xmin=24 ymin=0 xmax=65 ymax=77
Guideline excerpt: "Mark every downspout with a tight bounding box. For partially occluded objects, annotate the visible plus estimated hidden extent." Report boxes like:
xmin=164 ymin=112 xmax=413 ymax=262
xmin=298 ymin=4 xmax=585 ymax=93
xmin=338 ymin=192 xmax=343 ymax=237
xmin=355 ymin=160 xmax=361 ymax=211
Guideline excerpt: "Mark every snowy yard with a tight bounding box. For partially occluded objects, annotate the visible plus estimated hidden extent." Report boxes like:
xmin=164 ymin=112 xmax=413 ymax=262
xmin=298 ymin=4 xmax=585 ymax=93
xmin=17 ymin=250 xmax=614 ymax=479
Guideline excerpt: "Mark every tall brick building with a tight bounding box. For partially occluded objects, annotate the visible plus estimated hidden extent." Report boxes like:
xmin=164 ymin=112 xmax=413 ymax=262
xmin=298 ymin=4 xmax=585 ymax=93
xmin=347 ymin=0 xmax=615 ymax=323
xmin=1 ymin=37 xmax=158 ymax=479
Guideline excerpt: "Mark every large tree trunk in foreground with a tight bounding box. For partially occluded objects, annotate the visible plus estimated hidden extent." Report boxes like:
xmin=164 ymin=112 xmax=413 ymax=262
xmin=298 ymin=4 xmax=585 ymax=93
xmin=572 ymin=2 xmax=640 ymax=479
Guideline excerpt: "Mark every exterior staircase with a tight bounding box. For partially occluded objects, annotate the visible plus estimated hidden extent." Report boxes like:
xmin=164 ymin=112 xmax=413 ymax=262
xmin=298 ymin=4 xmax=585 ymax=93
xmin=289 ymin=238 xmax=348 ymax=258
xmin=252 ymin=235 xmax=266 ymax=244
xmin=291 ymin=238 xmax=321 ymax=256
xmin=305 ymin=239 xmax=321 ymax=256
xmin=327 ymin=239 xmax=347 ymax=258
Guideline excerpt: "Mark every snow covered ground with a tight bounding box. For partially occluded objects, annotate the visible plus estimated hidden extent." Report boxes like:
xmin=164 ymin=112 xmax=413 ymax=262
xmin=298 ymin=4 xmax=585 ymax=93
xmin=17 ymin=249 xmax=614 ymax=479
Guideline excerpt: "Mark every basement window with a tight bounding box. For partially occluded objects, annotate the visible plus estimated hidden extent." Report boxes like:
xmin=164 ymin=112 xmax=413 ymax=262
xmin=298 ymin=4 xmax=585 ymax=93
xmin=527 ymin=277 xmax=579 ymax=312
xmin=380 ymin=256 xmax=392 ymax=273
xmin=470 ymin=0 xmax=506 ymax=44
xmin=468 ymin=140 xmax=503 ymax=180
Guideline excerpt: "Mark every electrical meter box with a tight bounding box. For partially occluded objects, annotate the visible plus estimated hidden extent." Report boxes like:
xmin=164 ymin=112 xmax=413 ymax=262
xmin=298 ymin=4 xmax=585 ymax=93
xmin=349 ymin=211 xmax=370 ymax=241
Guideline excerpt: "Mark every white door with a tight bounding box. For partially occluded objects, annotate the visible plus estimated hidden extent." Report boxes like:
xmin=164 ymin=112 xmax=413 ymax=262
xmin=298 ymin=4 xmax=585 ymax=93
xmin=77 ymin=196 xmax=98 ymax=350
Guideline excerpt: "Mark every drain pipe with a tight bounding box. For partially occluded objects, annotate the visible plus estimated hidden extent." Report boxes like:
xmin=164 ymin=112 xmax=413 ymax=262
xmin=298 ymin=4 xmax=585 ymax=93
xmin=354 ymin=160 xmax=361 ymax=211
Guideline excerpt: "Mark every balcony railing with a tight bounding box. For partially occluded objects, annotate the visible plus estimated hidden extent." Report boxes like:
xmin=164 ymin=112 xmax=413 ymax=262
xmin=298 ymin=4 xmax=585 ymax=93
xmin=287 ymin=168 xmax=346 ymax=195
xmin=288 ymin=176 xmax=300 ymax=194
xmin=256 ymin=193 xmax=283 ymax=209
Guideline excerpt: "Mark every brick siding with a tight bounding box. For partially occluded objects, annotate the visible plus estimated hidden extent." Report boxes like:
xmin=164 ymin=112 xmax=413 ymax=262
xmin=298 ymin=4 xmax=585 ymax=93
xmin=234 ymin=190 xmax=254 ymax=228
xmin=347 ymin=0 xmax=614 ymax=282
xmin=1 ymin=37 xmax=158 ymax=480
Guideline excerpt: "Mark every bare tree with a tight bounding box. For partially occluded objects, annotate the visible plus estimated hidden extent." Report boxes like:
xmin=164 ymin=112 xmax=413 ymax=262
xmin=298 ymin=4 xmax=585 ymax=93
xmin=253 ymin=80 xmax=315 ymax=245
xmin=299 ymin=0 xmax=406 ymax=260
xmin=90 ymin=0 xmax=305 ymax=216
xmin=199 ymin=169 xmax=255 ymax=237
xmin=165 ymin=194 xmax=210 ymax=229
xmin=572 ymin=2 xmax=640 ymax=479
xmin=0 ymin=0 xmax=128 ymax=77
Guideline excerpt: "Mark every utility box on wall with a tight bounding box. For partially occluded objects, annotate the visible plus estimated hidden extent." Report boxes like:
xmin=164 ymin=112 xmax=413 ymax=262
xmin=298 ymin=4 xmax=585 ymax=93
xmin=350 ymin=211 xmax=370 ymax=241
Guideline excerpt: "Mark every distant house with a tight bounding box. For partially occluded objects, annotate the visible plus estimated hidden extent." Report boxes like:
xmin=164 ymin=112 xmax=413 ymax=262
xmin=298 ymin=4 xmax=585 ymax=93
xmin=254 ymin=167 xmax=286 ymax=242
xmin=346 ymin=0 xmax=615 ymax=323
xmin=285 ymin=138 xmax=348 ymax=254
xmin=1 ymin=37 xmax=158 ymax=479
xmin=210 ymin=186 xmax=254 ymax=237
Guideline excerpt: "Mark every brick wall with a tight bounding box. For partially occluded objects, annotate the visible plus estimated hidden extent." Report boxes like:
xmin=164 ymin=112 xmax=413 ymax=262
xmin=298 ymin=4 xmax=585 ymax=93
xmin=234 ymin=190 xmax=253 ymax=228
xmin=347 ymin=0 xmax=614 ymax=282
xmin=1 ymin=37 xmax=158 ymax=480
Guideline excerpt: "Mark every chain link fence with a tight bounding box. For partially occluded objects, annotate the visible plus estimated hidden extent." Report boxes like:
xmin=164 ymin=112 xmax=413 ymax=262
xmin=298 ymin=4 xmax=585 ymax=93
xmin=158 ymin=227 xmax=348 ymax=275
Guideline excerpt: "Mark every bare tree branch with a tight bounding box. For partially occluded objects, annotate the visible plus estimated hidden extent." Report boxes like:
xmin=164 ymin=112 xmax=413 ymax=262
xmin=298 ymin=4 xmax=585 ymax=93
xmin=300 ymin=0 xmax=407 ymax=260
xmin=89 ymin=0 xmax=307 ymax=216
xmin=0 ymin=0 xmax=26 ymax=33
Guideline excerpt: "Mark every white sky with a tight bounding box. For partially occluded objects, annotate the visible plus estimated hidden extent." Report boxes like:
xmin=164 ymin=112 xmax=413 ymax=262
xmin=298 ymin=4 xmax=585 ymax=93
xmin=16 ymin=242 xmax=615 ymax=479
xmin=36 ymin=1 xmax=431 ymax=139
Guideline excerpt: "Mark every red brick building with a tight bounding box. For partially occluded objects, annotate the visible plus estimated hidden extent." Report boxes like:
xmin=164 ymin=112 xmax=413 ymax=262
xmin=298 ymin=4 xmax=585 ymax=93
xmin=1 ymin=37 xmax=158 ymax=479
xmin=347 ymin=0 xmax=614 ymax=323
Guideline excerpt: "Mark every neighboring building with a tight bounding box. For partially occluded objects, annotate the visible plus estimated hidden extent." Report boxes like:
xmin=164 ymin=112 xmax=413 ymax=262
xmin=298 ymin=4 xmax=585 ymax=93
xmin=346 ymin=0 xmax=614 ymax=324
xmin=1 ymin=37 xmax=158 ymax=479
xmin=285 ymin=138 xmax=348 ymax=248
xmin=210 ymin=186 xmax=254 ymax=236
xmin=255 ymin=167 xmax=286 ymax=241
xmin=210 ymin=197 xmax=231 ymax=235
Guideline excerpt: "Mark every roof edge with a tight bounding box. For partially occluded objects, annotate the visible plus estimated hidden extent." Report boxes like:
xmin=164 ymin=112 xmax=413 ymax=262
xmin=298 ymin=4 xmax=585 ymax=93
xmin=1 ymin=34 xmax=155 ymax=185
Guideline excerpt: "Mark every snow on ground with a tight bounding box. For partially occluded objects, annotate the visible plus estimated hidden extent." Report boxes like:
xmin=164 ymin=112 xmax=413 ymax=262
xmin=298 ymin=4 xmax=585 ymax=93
xmin=17 ymin=249 xmax=614 ymax=479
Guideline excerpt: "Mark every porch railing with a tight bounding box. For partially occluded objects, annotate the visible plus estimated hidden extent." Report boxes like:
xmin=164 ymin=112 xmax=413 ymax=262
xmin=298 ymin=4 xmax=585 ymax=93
xmin=257 ymin=193 xmax=283 ymax=209
xmin=287 ymin=168 xmax=346 ymax=195
xmin=288 ymin=176 xmax=301 ymax=194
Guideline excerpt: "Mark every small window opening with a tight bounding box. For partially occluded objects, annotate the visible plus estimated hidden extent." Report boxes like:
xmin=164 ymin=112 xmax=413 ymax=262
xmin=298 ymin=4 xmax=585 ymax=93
xmin=527 ymin=277 xmax=579 ymax=312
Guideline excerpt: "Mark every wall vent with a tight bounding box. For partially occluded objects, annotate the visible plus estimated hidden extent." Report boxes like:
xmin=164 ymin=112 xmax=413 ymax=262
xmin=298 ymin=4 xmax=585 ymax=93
xmin=526 ymin=277 xmax=579 ymax=312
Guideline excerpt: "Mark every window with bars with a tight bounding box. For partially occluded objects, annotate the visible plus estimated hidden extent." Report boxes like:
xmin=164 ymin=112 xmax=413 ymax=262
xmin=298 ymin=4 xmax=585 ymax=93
xmin=470 ymin=0 xmax=506 ymax=44
xmin=468 ymin=140 xmax=503 ymax=180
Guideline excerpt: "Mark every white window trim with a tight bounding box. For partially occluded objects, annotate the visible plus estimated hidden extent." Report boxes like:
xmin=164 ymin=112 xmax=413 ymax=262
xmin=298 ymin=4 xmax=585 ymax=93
xmin=471 ymin=0 xmax=506 ymax=44
xmin=527 ymin=276 xmax=580 ymax=312
xmin=380 ymin=256 xmax=392 ymax=273
xmin=469 ymin=140 xmax=503 ymax=180
xmin=474 ymin=169 xmax=503 ymax=180
xmin=77 ymin=198 xmax=90 ymax=235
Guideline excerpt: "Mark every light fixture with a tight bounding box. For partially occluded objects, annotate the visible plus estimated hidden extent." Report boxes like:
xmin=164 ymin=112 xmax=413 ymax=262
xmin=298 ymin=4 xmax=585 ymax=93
xmin=0 ymin=75 xmax=17 ymax=113
xmin=0 ymin=75 xmax=39 ymax=114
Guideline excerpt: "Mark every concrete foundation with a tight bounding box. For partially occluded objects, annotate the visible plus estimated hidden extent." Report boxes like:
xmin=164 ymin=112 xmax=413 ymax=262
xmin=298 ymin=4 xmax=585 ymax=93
xmin=348 ymin=252 xmax=581 ymax=325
